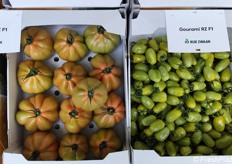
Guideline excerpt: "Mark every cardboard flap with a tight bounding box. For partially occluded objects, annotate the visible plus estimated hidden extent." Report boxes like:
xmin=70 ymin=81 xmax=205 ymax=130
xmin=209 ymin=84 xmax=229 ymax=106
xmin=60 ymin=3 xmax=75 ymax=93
xmin=21 ymin=10 xmax=126 ymax=36
xmin=137 ymin=0 xmax=232 ymax=8
xmin=6 ymin=0 xmax=125 ymax=8
xmin=130 ymin=10 xmax=165 ymax=36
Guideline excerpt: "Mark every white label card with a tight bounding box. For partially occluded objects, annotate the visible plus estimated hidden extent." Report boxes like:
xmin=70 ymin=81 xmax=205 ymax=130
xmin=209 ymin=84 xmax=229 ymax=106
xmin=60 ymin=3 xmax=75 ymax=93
xmin=165 ymin=10 xmax=230 ymax=53
xmin=0 ymin=11 xmax=22 ymax=53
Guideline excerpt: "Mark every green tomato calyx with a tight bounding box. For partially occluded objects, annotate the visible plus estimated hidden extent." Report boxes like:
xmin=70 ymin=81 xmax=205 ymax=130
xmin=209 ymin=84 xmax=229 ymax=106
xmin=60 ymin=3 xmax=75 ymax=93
xmin=26 ymin=35 xmax=34 ymax=45
xmin=88 ymin=88 xmax=94 ymax=103
xmin=23 ymin=67 xmax=39 ymax=80
xmin=102 ymin=67 xmax=112 ymax=74
xmin=34 ymin=109 xmax=41 ymax=117
xmin=30 ymin=151 xmax=40 ymax=160
xmin=72 ymin=144 xmax=78 ymax=151
xmin=99 ymin=141 xmax=107 ymax=150
xmin=65 ymin=73 xmax=72 ymax=81
xmin=97 ymin=26 xmax=106 ymax=34
xmin=66 ymin=33 xmax=74 ymax=45
xmin=69 ymin=109 xmax=78 ymax=118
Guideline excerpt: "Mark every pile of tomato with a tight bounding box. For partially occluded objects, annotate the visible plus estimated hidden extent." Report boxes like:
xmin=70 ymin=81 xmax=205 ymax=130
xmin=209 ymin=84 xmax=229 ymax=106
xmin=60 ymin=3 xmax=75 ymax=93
xmin=130 ymin=36 xmax=232 ymax=156
xmin=15 ymin=25 xmax=125 ymax=161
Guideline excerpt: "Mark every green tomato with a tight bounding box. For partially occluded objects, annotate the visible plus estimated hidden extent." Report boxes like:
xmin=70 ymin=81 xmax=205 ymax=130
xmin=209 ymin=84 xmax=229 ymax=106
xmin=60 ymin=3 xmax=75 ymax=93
xmin=132 ymin=70 xmax=149 ymax=81
xmin=210 ymin=80 xmax=222 ymax=92
xmin=185 ymin=95 xmax=196 ymax=109
xmin=157 ymin=50 xmax=167 ymax=62
xmin=205 ymin=53 xmax=214 ymax=67
xmin=224 ymin=92 xmax=232 ymax=105
xmin=151 ymin=92 xmax=167 ymax=103
xmin=131 ymin=121 xmax=138 ymax=136
xmin=196 ymin=145 xmax=213 ymax=155
xmin=131 ymin=107 xmax=138 ymax=121
xmin=169 ymin=72 xmax=180 ymax=82
xmin=202 ymin=133 xmax=215 ymax=147
xmin=134 ymin=63 xmax=149 ymax=72
xmin=148 ymin=38 xmax=159 ymax=51
xmin=165 ymin=108 xmax=182 ymax=123
xmin=175 ymin=117 xmax=187 ymax=126
xmin=177 ymin=137 xmax=191 ymax=146
xmin=145 ymin=48 xmax=157 ymax=65
xmin=220 ymin=67 xmax=231 ymax=82
xmin=153 ymin=81 xmax=166 ymax=92
xmin=159 ymin=61 xmax=172 ymax=72
xmin=141 ymin=85 xmax=153 ymax=96
xmin=171 ymin=127 xmax=186 ymax=141
xmin=141 ymin=115 xmax=157 ymax=127
xmin=182 ymin=53 xmax=193 ymax=67
xmin=158 ymin=65 xmax=169 ymax=81
xmin=193 ymin=91 xmax=206 ymax=102
xmin=207 ymin=129 xmax=222 ymax=139
xmin=141 ymin=96 xmax=155 ymax=110
xmin=183 ymin=122 xmax=197 ymax=132
xmin=215 ymin=134 xmax=232 ymax=149
xmin=180 ymin=146 xmax=192 ymax=156
xmin=167 ymin=56 xmax=183 ymax=70
xmin=167 ymin=87 xmax=185 ymax=97
xmin=133 ymin=141 xmax=150 ymax=150
xmin=131 ymin=43 xmax=147 ymax=54
xmin=190 ymin=82 xmax=206 ymax=91
xmin=213 ymin=116 xmax=225 ymax=132
xmin=186 ymin=111 xmax=202 ymax=122
xmin=203 ymin=66 xmax=217 ymax=82
xmin=154 ymin=127 xmax=170 ymax=142
xmin=206 ymin=91 xmax=222 ymax=101
xmin=201 ymin=122 xmax=212 ymax=132
xmin=136 ymin=38 xmax=148 ymax=45
xmin=214 ymin=58 xmax=230 ymax=72
xmin=167 ymin=95 xmax=180 ymax=106
xmin=149 ymin=119 xmax=165 ymax=133
xmin=159 ymin=41 xmax=168 ymax=52
xmin=148 ymin=69 xmax=161 ymax=83
xmin=192 ymin=130 xmax=202 ymax=144
xmin=153 ymin=102 xmax=167 ymax=114
xmin=176 ymin=68 xmax=194 ymax=80
xmin=214 ymin=52 xmax=230 ymax=59
xmin=165 ymin=141 xmax=177 ymax=156
xmin=132 ymin=54 xmax=146 ymax=63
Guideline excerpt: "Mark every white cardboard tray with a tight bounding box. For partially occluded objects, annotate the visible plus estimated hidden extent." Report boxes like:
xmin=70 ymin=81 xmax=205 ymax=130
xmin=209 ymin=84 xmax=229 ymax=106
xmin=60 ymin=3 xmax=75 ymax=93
xmin=2 ymin=10 xmax=129 ymax=164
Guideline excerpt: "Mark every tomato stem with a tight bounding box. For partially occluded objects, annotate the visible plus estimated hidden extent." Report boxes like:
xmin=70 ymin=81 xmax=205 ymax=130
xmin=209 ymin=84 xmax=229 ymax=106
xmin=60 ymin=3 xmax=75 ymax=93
xmin=65 ymin=73 xmax=72 ymax=81
xmin=26 ymin=35 xmax=34 ymax=45
xmin=99 ymin=141 xmax=107 ymax=150
xmin=106 ymin=107 xmax=115 ymax=115
xmin=29 ymin=151 xmax=40 ymax=160
xmin=97 ymin=26 xmax=106 ymax=34
xmin=71 ymin=144 xmax=78 ymax=151
xmin=88 ymin=88 xmax=94 ymax=103
xmin=34 ymin=109 xmax=41 ymax=117
xmin=23 ymin=67 xmax=39 ymax=81
xmin=69 ymin=110 xmax=78 ymax=118
xmin=66 ymin=33 xmax=74 ymax=45
xmin=102 ymin=67 xmax=112 ymax=74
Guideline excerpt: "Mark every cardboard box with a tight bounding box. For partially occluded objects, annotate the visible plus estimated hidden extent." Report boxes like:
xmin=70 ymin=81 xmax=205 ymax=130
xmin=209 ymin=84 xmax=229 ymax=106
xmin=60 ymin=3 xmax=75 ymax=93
xmin=2 ymin=9 xmax=130 ymax=164
xmin=131 ymin=0 xmax=232 ymax=9
xmin=2 ymin=0 xmax=128 ymax=9
xmin=128 ymin=9 xmax=232 ymax=164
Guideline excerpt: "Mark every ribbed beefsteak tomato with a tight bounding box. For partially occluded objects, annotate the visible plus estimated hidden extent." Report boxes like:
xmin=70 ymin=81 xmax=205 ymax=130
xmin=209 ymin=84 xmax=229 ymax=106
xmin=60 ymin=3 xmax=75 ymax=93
xmin=59 ymin=133 xmax=88 ymax=160
xmin=54 ymin=28 xmax=88 ymax=62
xmin=21 ymin=27 xmax=54 ymax=60
xmin=93 ymin=92 xmax=125 ymax=128
xmin=59 ymin=98 xmax=92 ymax=133
xmin=89 ymin=54 xmax=122 ymax=92
xmin=16 ymin=94 xmax=59 ymax=131
xmin=17 ymin=60 xmax=53 ymax=94
xmin=71 ymin=77 xmax=108 ymax=111
xmin=89 ymin=128 xmax=122 ymax=159
xmin=84 ymin=25 xmax=121 ymax=54
xmin=22 ymin=131 xmax=58 ymax=160
xmin=53 ymin=62 xmax=88 ymax=96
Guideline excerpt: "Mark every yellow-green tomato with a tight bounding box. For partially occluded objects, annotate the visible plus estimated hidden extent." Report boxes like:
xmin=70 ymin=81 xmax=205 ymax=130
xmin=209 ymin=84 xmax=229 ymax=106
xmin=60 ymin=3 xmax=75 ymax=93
xmin=180 ymin=146 xmax=192 ymax=156
xmin=148 ymin=38 xmax=159 ymax=51
xmin=171 ymin=127 xmax=186 ymax=141
xmin=148 ymin=69 xmax=161 ymax=83
xmin=141 ymin=85 xmax=153 ymax=96
xmin=176 ymin=68 xmax=194 ymax=80
xmin=202 ymin=133 xmax=215 ymax=147
xmin=154 ymin=127 xmax=170 ymax=142
xmin=141 ymin=115 xmax=157 ymax=127
xmin=132 ymin=54 xmax=146 ymax=63
xmin=193 ymin=91 xmax=206 ymax=102
xmin=220 ymin=67 xmax=231 ymax=82
xmin=167 ymin=95 xmax=180 ymax=106
xmin=185 ymin=95 xmax=196 ymax=109
xmin=169 ymin=72 xmax=180 ymax=82
xmin=167 ymin=56 xmax=183 ymax=70
xmin=153 ymin=81 xmax=166 ymax=92
xmin=145 ymin=48 xmax=157 ymax=65
xmin=206 ymin=91 xmax=222 ymax=101
xmin=158 ymin=65 xmax=169 ymax=81
xmin=167 ymin=87 xmax=185 ymax=97
xmin=157 ymin=50 xmax=167 ymax=62
xmin=214 ymin=58 xmax=230 ymax=72
xmin=182 ymin=53 xmax=193 ymax=67
xmin=165 ymin=108 xmax=182 ymax=123
xmin=151 ymin=92 xmax=167 ymax=103
xmin=213 ymin=116 xmax=225 ymax=132
xmin=134 ymin=63 xmax=149 ymax=72
xmin=149 ymin=119 xmax=165 ymax=133
xmin=165 ymin=141 xmax=177 ymax=156
xmin=203 ymin=66 xmax=217 ymax=82
xmin=132 ymin=71 xmax=149 ymax=81
xmin=131 ymin=43 xmax=147 ymax=54
xmin=133 ymin=141 xmax=150 ymax=150
xmin=131 ymin=121 xmax=138 ymax=136
xmin=210 ymin=80 xmax=222 ymax=92
xmin=214 ymin=52 xmax=230 ymax=59
xmin=215 ymin=134 xmax=232 ymax=149
xmin=196 ymin=145 xmax=213 ymax=155
xmin=192 ymin=130 xmax=202 ymax=144
xmin=141 ymin=96 xmax=155 ymax=110
xmin=153 ymin=102 xmax=167 ymax=114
